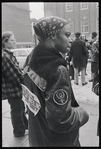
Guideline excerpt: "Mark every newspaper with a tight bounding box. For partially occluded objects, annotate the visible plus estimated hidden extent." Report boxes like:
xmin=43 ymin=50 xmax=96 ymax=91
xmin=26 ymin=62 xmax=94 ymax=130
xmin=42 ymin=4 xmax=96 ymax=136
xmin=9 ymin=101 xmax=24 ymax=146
xmin=21 ymin=84 xmax=41 ymax=116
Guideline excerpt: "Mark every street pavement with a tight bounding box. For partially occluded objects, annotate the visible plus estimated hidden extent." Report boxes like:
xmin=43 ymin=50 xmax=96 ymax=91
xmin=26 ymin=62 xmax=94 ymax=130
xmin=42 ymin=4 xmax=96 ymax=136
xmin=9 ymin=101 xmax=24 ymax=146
xmin=2 ymin=61 xmax=99 ymax=147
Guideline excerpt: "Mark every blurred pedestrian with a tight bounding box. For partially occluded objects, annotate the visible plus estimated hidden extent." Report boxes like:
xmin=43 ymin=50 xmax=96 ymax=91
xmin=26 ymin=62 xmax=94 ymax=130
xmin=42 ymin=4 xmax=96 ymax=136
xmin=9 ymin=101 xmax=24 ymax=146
xmin=92 ymin=38 xmax=99 ymax=137
xmin=68 ymin=39 xmax=75 ymax=80
xmin=66 ymin=51 xmax=74 ymax=80
xmin=2 ymin=31 xmax=28 ymax=137
xmin=69 ymin=32 xmax=88 ymax=85
xmin=92 ymin=70 xmax=99 ymax=136
xmin=92 ymin=39 xmax=99 ymax=90
xmin=23 ymin=16 xmax=89 ymax=147
xmin=89 ymin=32 xmax=98 ymax=82
xmin=80 ymin=35 xmax=89 ymax=75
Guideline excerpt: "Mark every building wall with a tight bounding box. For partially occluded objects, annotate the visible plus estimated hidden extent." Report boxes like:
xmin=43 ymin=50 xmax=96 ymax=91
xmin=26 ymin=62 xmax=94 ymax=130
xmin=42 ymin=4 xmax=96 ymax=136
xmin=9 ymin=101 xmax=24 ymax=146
xmin=44 ymin=3 xmax=53 ymax=16
xmin=44 ymin=2 xmax=99 ymax=39
xmin=56 ymin=3 xmax=65 ymax=18
xmin=2 ymin=3 xmax=32 ymax=47
xmin=72 ymin=3 xmax=80 ymax=33
xmin=4 ymin=2 xmax=30 ymax=10
xmin=89 ymin=3 xmax=97 ymax=33
xmin=79 ymin=3 xmax=89 ymax=37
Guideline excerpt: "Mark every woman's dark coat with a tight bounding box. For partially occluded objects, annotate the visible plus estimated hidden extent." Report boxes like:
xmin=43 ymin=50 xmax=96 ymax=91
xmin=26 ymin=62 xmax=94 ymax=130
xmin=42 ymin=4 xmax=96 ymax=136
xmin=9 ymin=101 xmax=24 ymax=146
xmin=23 ymin=44 xmax=89 ymax=147
xmin=69 ymin=38 xmax=88 ymax=69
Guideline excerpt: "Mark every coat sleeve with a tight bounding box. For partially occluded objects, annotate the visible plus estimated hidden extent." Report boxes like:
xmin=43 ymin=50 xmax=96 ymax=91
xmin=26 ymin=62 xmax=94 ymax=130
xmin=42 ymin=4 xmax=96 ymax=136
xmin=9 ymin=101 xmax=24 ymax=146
xmin=45 ymin=66 xmax=89 ymax=134
xmin=82 ymin=42 xmax=88 ymax=56
xmin=92 ymin=42 xmax=99 ymax=55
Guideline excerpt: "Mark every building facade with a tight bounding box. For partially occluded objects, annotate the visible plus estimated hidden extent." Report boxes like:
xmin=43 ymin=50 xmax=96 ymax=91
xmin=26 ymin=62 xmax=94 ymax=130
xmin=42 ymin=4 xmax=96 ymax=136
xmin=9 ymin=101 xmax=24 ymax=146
xmin=44 ymin=2 xmax=99 ymax=39
xmin=2 ymin=3 xmax=34 ymax=48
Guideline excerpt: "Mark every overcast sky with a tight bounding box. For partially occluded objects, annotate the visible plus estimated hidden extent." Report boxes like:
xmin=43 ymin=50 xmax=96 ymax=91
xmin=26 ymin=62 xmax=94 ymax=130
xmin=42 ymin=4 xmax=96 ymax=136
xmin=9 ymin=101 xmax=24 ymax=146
xmin=29 ymin=2 xmax=44 ymax=19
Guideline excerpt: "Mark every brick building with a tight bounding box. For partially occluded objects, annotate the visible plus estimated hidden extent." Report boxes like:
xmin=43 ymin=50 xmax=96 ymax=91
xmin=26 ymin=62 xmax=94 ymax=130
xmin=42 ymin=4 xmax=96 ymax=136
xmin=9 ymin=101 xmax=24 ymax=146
xmin=44 ymin=2 xmax=99 ymax=39
xmin=2 ymin=3 xmax=34 ymax=48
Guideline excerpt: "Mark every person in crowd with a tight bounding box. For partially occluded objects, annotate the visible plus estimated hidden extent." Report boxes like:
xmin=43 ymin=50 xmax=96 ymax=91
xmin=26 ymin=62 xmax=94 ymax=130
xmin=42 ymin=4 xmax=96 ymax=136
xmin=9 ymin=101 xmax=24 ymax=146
xmin=2 ymin=31 xmax=28 ymax=137
xmin=92 ymin=38 xmax=99 ymax=87
xmin=64 ymin=38 xmax=74 ymax=81
xmin=69 ymin=32 xmax=88 ymax=85
xmin=80 ymin=35 xmax=89 ymax=75
xmin=65 ymin=51 xmax=74 ymax=80
xmin=92 ymin=38 xmax=99 ymax=137
xmin=22 ymin=16 xmax=89 ymax=147
xmin=68 ymin=39 xmax=74 ymax=80
xmin=89 ymin=32 xmax=98 ymax=82
xmin=92 ymin=70 xmax=99 ymax=137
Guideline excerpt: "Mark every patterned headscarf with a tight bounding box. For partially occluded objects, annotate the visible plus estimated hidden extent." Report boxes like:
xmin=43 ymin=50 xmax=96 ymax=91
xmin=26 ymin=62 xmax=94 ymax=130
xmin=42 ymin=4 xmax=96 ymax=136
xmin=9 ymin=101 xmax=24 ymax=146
xmin=33 ymin=16 xmax=69 ymax=41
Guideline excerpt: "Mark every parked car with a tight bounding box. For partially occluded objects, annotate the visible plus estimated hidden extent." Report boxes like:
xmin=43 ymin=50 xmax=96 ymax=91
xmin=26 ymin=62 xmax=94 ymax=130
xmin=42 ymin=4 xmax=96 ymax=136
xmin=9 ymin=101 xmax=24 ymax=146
xmin=11 ymin=48 xmax=33 ymax=69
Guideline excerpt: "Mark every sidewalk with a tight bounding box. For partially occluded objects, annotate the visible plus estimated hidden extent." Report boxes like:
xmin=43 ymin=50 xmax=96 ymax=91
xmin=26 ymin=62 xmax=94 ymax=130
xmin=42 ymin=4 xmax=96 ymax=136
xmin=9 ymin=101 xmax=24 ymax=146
xmin=71 ymin=73 xmax=99 ymax=146
xmin=2 ymin=62 xmax=99 ymax=147
xmin=2 ymin=100 xmax=29 ymax=147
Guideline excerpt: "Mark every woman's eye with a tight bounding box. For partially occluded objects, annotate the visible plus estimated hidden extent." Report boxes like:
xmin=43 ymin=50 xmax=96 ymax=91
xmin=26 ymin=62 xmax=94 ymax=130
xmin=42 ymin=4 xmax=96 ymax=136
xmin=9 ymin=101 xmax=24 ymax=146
xmin=66 ymin=32 xmax=71 ymax=37
xmin=10 ymin=40 xmax=16 ymax=42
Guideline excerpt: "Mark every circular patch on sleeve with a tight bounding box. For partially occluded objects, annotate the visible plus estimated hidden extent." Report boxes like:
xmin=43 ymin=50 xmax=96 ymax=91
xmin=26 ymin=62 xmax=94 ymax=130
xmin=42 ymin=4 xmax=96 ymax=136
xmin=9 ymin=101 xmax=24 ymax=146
xmin=53 ymin=89 xmax=68 ymax=105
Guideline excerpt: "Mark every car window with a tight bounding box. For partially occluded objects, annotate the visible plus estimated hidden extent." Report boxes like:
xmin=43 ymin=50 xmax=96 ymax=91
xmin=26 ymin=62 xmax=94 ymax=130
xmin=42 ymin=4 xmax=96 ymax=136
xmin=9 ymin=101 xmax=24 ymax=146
xmin=18 ymin=50 xmax=28 ymax=57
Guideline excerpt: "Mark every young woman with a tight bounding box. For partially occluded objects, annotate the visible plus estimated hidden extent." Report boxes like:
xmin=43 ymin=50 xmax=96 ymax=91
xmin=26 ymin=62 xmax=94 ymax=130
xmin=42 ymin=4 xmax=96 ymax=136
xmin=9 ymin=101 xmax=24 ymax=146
xmin=2 ymin=31 xmax=28 ymax=137
xmin=23 ymin=16 xmax=89 ymax=147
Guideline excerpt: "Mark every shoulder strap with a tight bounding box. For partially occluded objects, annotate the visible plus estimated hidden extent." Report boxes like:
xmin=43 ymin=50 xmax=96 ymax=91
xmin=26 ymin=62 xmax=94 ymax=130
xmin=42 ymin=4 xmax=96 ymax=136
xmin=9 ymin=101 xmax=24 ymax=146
xmin=27 ymin=69 xmax=47 ymax=91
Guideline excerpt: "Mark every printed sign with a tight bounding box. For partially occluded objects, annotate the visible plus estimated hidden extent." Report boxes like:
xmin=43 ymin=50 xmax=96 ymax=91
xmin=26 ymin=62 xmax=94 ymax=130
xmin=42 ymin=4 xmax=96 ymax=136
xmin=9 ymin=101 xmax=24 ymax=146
xmin=21 ymin=84 xmax=41 ymax=116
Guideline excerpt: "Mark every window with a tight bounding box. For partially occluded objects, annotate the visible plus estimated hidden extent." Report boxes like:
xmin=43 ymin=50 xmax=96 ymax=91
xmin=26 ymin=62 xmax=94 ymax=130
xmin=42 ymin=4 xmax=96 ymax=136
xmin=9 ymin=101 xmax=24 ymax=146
xmin=80 ymin=2 xmax=89 ymax=10
xmin=81 ymin=18 xmax=89 ymax=33
xmin=66 ymin=3 xmax=73 ymax=12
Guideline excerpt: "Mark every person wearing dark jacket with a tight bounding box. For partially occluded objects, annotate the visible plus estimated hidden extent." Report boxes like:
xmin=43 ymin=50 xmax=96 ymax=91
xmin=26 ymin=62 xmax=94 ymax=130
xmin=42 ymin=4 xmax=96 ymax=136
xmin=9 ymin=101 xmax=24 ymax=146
xmin=80 ymin=35 xmax=89 ymax=75
xmin=91 ymin=38 xmax=99 ymax=89
xmin=69 ymin=32 xmax=88 ymax=85
xmin=92 ymin=71 xmax=99 ymax=136
xmin=22 ymin=16 xmax=89 ymax=147
xmin=91 ymin=39 xmax=99 ymax=137
xmin=89 ymin=32 xmax=98 ymax=82
xmin=2 ymin=31 xmax=28 ymax=137
xmin=65 ymin=51 xmax=74 ymax=80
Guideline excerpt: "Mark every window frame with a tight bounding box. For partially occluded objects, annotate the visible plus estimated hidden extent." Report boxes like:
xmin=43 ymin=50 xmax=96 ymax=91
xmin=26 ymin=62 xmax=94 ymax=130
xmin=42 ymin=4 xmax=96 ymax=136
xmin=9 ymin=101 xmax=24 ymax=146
xmin=80 ymin=2 xmax=89 ymax=10
xmin=65 ymin=2 xmax=73 ymax=12
xmin=81 ymin=18 xmax=89 ymax=33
